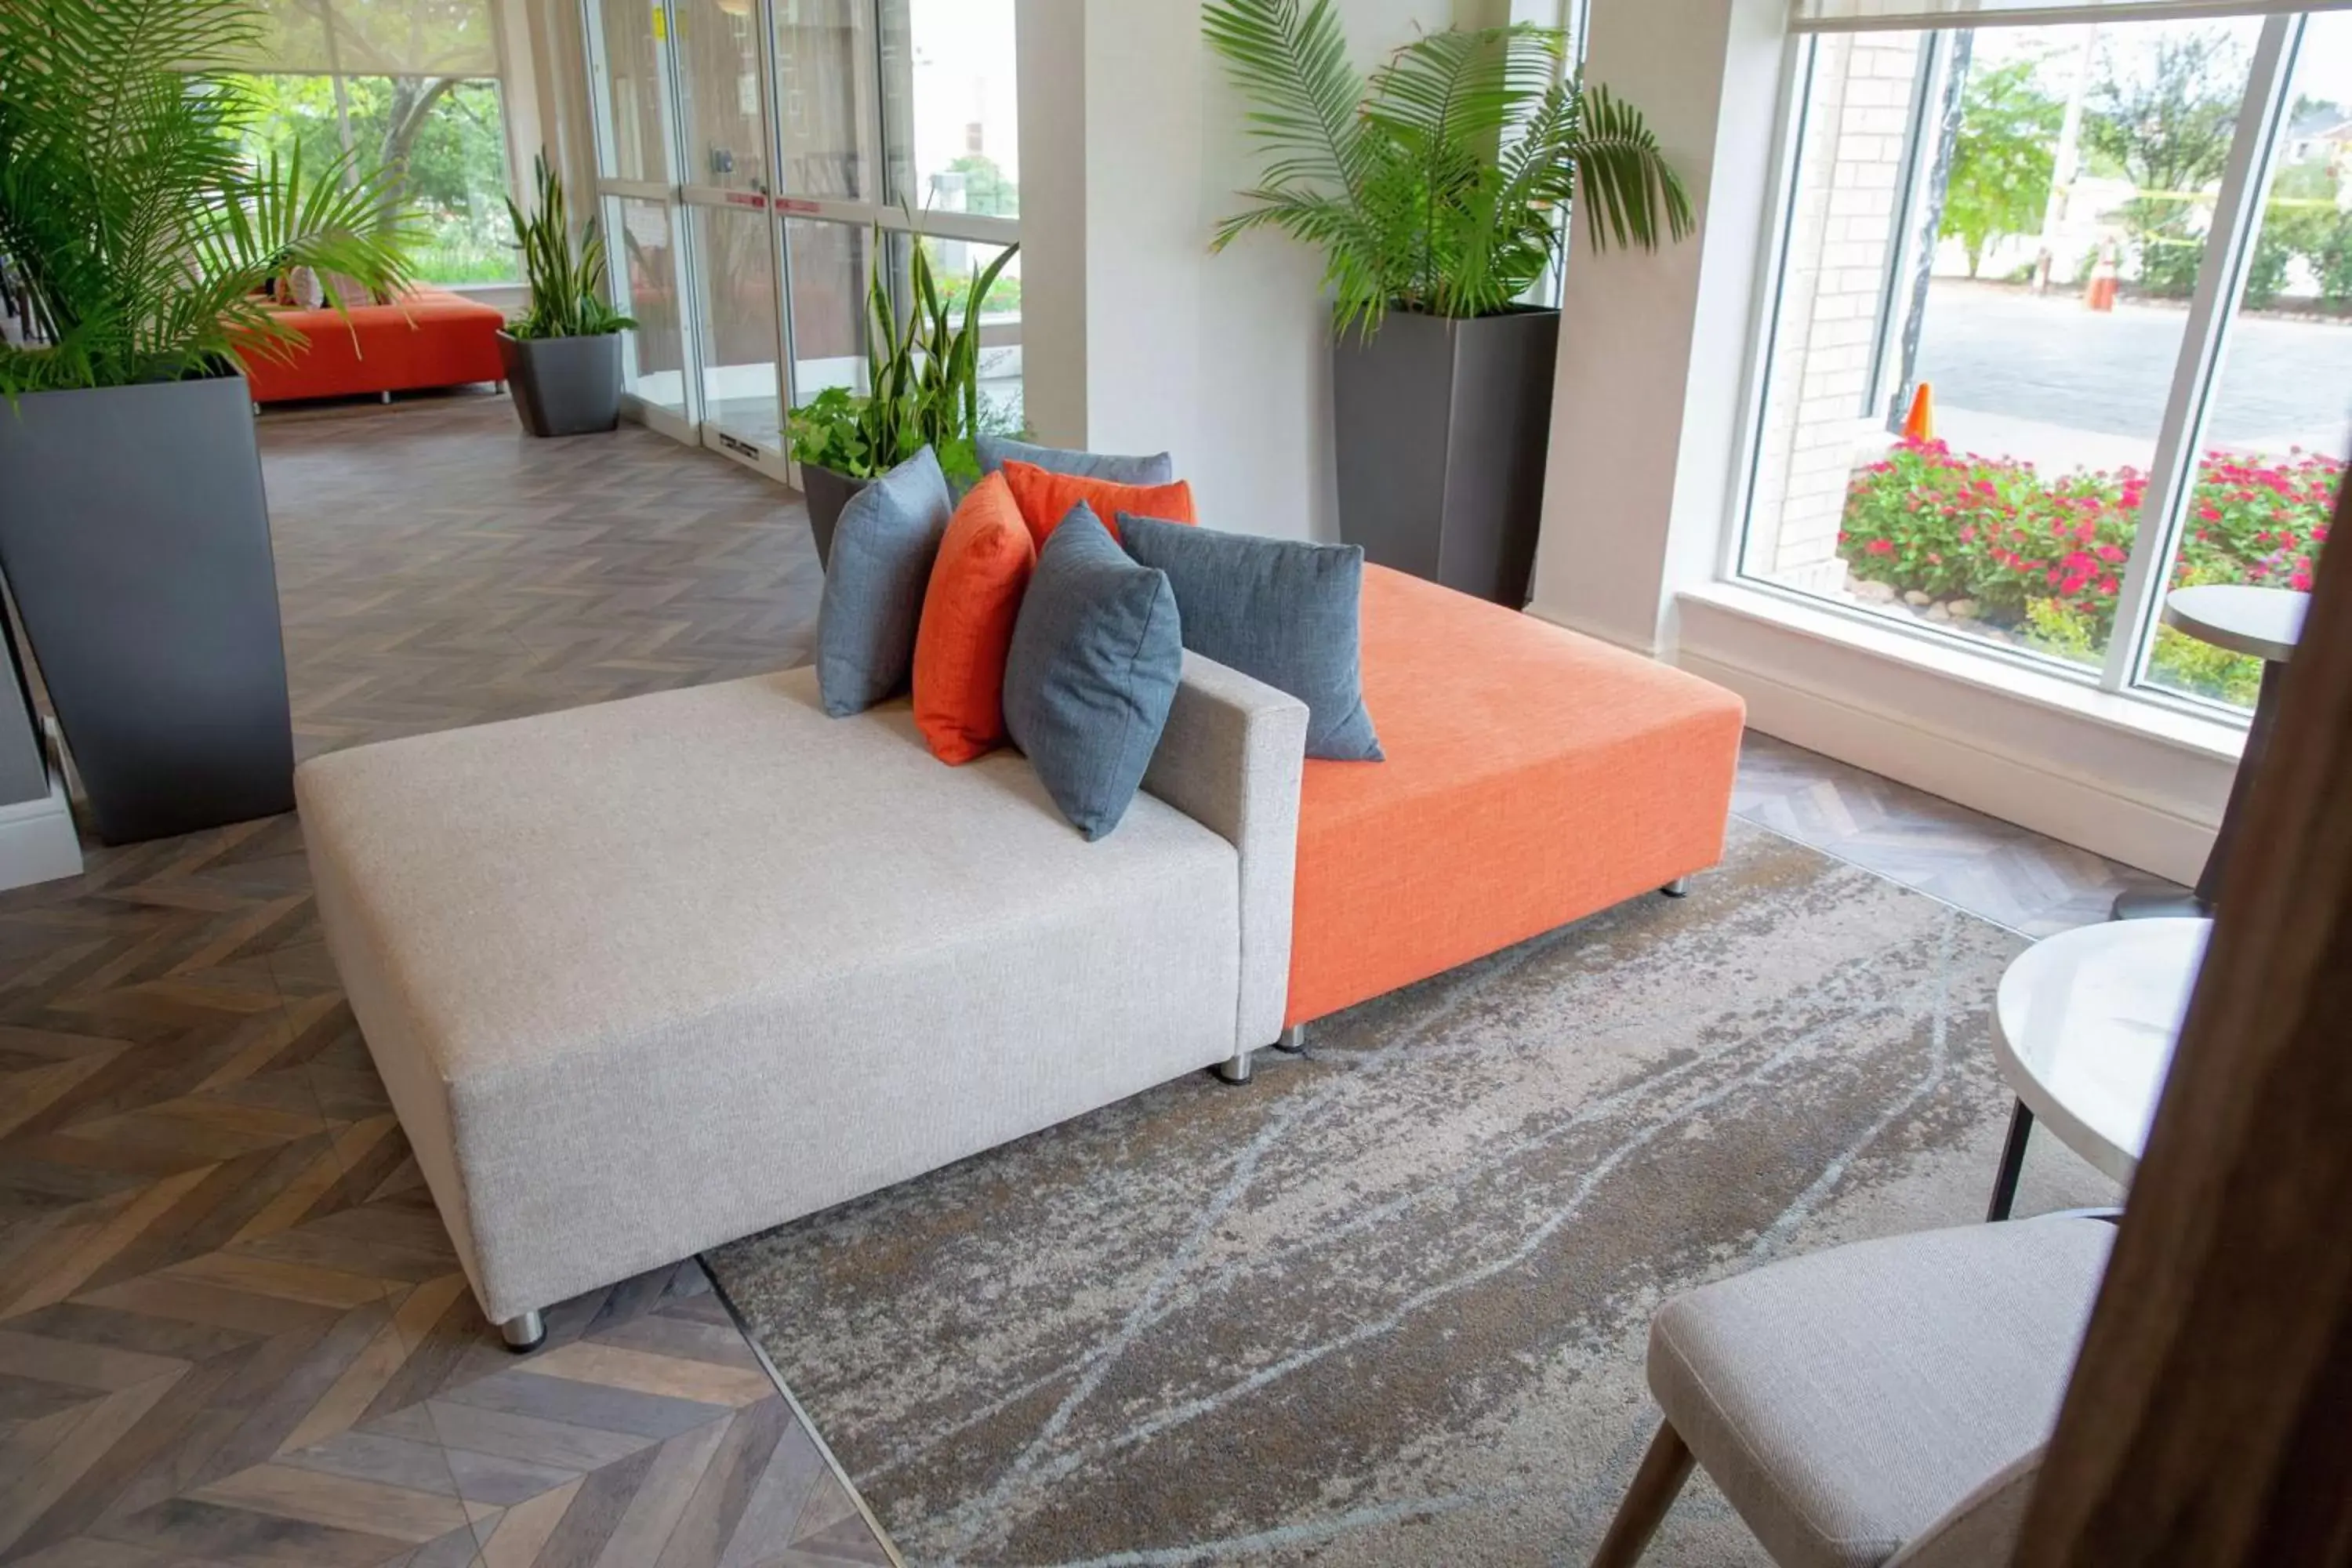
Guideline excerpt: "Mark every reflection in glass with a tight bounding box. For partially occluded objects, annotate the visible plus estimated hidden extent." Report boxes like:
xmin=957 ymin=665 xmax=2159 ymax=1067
xmin=2137 ymin=11 xmax=2350 ymax=710
xmin=775 ymin=0 xmax=873 ymax=198
xmin=881 ymin=0 xmax=1018 ymax=219
xmin=677 ymin=0 xmax=768 ymax=193
xmin=694 ymin=205 xmax=783 ymax=450
xmin=1740 ymin=19 xmax=2262 ymax=675
xmin=785 ymin=220 xmax=869 ymax=399
xmin=594 ymin=0 xmax=672 ymax=184
xmin=611 ymin=198 xmax=689 ymax=416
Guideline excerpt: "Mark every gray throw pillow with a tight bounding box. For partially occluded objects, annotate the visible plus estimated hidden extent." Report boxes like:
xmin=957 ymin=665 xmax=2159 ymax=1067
xmin=1120 ymin=514 xmax=1382 ymax=762
xmin=978 ymin=434 xmax=1175 ymax=487
xmin=1002 ymin=504 xmax=1182 ymax=840
xmin=815 ymin=446 xmax=953 ymax=717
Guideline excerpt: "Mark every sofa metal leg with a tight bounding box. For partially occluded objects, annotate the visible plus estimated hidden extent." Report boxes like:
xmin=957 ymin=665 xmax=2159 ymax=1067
xmin=1660 ymin=878 xmax=1690 ymax=898
xmin=500 ymin=1311 xmax=545 ymax=1352
xmin=1214 ymin=1050 xmax=1254 ymax=1084
xmin=379 ymin=390 xmax=393 ymax=405
xmin=1272 ymin=1023 xmax=1307 ymax=1054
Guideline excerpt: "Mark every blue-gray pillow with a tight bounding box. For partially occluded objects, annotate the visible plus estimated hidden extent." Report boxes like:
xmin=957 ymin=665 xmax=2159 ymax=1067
xmin=978 ymin=434 xmax=1174 ymax=487
xmin=1002 ymin=504 xmax=1182 ymax=840
xmin=815 ymin=446 xmax=953 ymax=717
xmin=1119 ymin=514 xmax=1381 ymax=762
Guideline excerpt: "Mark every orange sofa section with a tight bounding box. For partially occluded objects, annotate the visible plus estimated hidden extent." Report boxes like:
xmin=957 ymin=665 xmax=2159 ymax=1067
xmin=242 ymin=289 xmax=507 ymax=405
xmin=1286 ymin=566 xmax=1745 ymax=1029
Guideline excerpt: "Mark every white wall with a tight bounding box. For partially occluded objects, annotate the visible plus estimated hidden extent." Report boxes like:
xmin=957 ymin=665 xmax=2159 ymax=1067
xmin=1526 ymin=0 xmax=1788 ymax=653
xmin=1019 ymin=0 xmax=1457 ymax=542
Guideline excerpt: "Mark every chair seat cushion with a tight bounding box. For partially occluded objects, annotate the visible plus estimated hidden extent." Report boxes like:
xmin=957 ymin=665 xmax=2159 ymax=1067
xmin=1287 ymin=565 xmax=1745 ymax=1027
xmin=1649 ymin=1218 xmax=2114 ymax=1568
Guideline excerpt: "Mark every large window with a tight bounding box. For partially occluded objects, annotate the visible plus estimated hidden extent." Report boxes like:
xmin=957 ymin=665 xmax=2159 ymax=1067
xmin=234 ymin=74 xmax=520 ymax=286
xmin=227 ymin=0 xmax=520 ymax=288
xmin=1739 ymin=5 xmax=2344 ymax=719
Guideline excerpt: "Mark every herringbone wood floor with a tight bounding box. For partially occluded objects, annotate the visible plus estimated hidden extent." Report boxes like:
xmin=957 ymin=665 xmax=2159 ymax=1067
xmin=0 ymin=393 xmax=2178 ymax=1566
xmin=0 ymin=394 xmax=884 ymax=1568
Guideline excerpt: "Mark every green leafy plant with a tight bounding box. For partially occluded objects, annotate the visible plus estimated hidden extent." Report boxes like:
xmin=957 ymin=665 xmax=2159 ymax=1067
xmin=786 ymin=227 xmax=1017 ymax=481
xmin=1946 ymin=58 xmax=2061 ymax=278
xmin=0 ymin=0 xmax=416 ymax=396
xmin=503 ymin=153 xmax=633 ymax=339
xmin=1202 ymin=0 xmax=1691 ymax=333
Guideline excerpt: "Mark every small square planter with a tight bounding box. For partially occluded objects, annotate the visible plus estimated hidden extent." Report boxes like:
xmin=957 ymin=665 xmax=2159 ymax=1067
xmin=797 ymin=463 xmax=872 ymax=570
xmin=499 ymin=331 xmax=623 ymax=437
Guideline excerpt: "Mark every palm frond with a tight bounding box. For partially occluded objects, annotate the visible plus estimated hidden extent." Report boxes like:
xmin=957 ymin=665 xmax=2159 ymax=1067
xmin=0 ymin=0 xmax=419 ymax=395
xmin=1205 ymin=12 xmax=1690 ymax=328
xmin=1566 ymin=82 xmax=1695 ymax=252
xmin=1202 ymin=0 xmax=1370 ymax=198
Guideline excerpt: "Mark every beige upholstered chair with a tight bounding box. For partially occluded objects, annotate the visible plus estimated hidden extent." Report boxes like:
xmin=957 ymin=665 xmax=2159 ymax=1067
xmin=1592 ymin=1217 xmax=2114 ymax=1568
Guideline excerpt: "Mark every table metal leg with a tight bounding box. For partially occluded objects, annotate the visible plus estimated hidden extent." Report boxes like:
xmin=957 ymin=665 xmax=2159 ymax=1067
xmin=2114 ymin=656 xmax=2285 ymax=920
xmin=1987 ymin=1098 xmax=2034 ymax=1221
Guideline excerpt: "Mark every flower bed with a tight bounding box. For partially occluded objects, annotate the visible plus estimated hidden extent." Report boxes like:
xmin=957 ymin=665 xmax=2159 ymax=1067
xmin=1837 ymin=439 xmax=2337 ymax=706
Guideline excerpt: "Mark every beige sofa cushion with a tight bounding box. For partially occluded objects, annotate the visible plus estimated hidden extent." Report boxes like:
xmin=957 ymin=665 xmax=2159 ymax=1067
xmin=298 ymin=666 xmax=1258 ymax=1322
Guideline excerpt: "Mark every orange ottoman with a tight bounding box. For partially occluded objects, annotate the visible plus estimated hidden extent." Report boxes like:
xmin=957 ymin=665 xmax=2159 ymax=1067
xmin=244 ymin=289 xmax=507 ymax=404
xmin=1286 ymin=566 xmax=1745 ymax=1029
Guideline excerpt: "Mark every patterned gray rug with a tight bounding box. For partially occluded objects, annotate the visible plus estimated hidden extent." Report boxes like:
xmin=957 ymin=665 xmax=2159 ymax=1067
xmin=706 ymin=821 xmax=2117 ymax=1566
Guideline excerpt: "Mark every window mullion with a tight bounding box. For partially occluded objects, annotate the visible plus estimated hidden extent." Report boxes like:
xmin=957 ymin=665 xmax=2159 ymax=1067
xmin=2097 ymin=10 xmax=2301 ymax=693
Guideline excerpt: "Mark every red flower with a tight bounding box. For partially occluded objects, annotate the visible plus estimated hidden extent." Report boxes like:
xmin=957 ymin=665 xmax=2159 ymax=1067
xmin=1867 ymin=539 xmax=1894 ymax=556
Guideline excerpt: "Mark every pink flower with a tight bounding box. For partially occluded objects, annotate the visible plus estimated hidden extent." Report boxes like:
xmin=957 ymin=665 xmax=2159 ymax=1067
xmin=1867 ymin=539 xmax=1894 ymax=556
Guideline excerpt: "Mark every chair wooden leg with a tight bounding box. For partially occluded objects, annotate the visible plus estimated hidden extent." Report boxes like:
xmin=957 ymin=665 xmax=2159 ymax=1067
xmin=1590 ymin=1421 xmax=1695 ymax=1568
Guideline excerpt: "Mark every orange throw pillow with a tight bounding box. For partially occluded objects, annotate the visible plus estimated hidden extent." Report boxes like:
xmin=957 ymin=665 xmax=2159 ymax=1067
xmin=913 ymin=474 xmax=1037 ymax=764
xmin=1000 ymin=460 xmax=1197 ymax=550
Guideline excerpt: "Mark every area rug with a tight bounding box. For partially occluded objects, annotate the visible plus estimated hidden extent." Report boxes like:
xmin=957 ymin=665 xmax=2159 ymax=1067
xmin=706 ymin=821 xmax=2117 ymax=1566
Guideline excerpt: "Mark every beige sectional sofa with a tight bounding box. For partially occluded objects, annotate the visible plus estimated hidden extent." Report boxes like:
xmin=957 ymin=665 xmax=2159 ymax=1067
xmin=296 ymin=655 xmax=1308 ymax=1345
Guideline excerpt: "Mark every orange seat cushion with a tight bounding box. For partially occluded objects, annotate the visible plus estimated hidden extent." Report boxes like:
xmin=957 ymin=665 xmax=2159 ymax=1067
xmin=1287 ymin=566 xmax=1745 ymax=1029
xmin=913 ymin=474 xmax=1037 ymax=764
xmin=1000 ymin=461 xmax=1196 ymax=550
xmin=241 ymin=289 xmax=507 ymax=404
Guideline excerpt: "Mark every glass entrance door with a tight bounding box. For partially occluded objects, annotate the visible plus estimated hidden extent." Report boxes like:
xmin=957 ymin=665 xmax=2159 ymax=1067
xmin=583 ymin=0 xmax=698 ymax=442
xmin=673 ymin=0 xmax=789 ymax=474
xmin=582 ymin=0 xmax=1024 ymax=484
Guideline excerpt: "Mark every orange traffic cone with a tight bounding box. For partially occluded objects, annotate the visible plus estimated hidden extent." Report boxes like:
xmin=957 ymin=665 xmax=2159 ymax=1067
xmin=1902 ymin=381 xmax=1936 ymax=443
xmin=2085 ymin=242 xmax=2119 ymax=313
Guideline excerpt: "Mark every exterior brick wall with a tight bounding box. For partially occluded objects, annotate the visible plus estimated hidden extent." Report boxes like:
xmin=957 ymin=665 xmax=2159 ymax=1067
xmin=1744 ymin=32 xmax=1923 ymax=591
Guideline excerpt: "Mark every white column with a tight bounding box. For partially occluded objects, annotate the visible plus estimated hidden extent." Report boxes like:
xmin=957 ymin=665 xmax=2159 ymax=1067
xmin=1526 ymin=0 xmax=1789 ymax=652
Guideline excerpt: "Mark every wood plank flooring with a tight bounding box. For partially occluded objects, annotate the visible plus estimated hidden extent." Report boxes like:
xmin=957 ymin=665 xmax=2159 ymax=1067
xmin=0 ymin=394 xmax=884 ymax=1568
xmin=0 ymin=391 xmax=2186 ymax=1565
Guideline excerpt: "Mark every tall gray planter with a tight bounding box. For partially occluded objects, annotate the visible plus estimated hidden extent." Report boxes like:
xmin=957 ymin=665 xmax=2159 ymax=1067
xmin=499 ymin=331 xmax=622 ymax=437
xmin=0 ymin=376 xmax=295 ymax=843
xmin=798 ymin=463 xmax=872 ymax=571
xmin=1330 ymin=307 xmax=1560 ymax=607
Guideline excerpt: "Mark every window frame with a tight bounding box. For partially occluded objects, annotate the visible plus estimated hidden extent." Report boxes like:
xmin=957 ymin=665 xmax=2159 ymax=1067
xmin=1725 ymin=6 xmax=2318 ymax=727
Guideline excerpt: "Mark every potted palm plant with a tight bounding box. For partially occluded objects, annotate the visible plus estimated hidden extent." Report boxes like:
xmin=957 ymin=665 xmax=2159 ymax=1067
xmin=1205 ymin=2 xmax=1692 ymax=605
xmin=499 ymin=154 xmax=634 ymax=437
xmin=787 ymin=230 xmax=1017 ymax=566
xmin=0 ymin=0 xmax=412 ymax=843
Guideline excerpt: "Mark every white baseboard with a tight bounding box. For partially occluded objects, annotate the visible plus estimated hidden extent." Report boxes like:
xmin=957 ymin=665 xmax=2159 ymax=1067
xmin=1683 ymin=650 xmax=2216 ymax=882
xmin=0 ymin=767 xmax=82 ymax=891
xmin=1671 ymin=586 xmax=2237 ymax=884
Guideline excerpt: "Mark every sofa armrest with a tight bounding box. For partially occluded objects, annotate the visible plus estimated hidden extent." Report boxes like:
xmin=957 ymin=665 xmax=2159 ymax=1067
xmin=1143 ymin=652 xmax=1308 ymax=1052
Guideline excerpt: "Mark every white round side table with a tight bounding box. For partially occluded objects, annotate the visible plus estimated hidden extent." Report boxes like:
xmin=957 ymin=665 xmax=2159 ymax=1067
xmin=1984 ymin=916 xmax=2209 ymax=1219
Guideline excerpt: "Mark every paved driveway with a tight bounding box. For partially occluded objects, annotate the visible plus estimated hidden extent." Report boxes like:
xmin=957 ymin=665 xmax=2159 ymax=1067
xmin=1917 ymin=282 xmax=2352 ymax=457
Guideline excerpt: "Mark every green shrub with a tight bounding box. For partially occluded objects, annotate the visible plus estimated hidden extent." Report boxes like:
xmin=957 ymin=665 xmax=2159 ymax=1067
xmin=1839 ymin=438 xmax=2335 ymax=699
